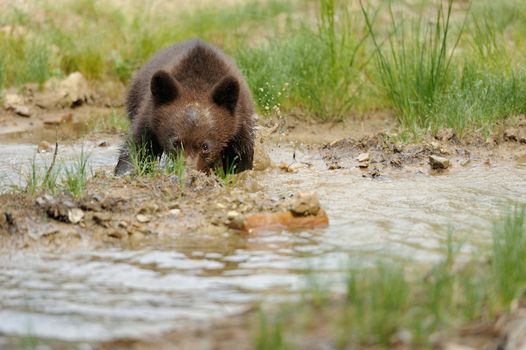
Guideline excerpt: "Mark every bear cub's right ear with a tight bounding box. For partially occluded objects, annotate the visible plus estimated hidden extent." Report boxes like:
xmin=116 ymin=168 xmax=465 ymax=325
xmin=151 ymin=70 xmax=180 ymax=105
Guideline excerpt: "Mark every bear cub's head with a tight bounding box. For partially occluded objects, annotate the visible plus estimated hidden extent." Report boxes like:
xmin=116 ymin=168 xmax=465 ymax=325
xmin=149 ymin=70 xmax=240 ymax=172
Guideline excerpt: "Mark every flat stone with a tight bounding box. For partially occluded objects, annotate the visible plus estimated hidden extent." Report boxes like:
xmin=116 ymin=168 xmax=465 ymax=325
xmin=136 ymin=214 xmax=151 ymax=223
xmin=429 ymin=155 xmax=450 ymax=170
xmin=14 ymin=105 xmax=31 ymax=117
xmin=42 ymin=112 xmax=73 ymax=125
xmin=357 ymin=152 xmax=370 ymax=162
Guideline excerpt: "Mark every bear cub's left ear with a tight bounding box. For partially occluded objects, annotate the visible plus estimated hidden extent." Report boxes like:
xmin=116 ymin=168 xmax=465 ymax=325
xmin=212 ymin=75 xmax=240 ymax=113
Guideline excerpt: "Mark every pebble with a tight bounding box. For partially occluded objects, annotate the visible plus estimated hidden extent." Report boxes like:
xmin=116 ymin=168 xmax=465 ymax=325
xmin=37 ymin=141 xmax=53 ymax=153
xmin=67 ymin=208 xmax=84 ymax=224
xmin=288 ymin=192 xmax=321 ymax=216
xmin=136 ymin=214 xmax=151 ymax=223
xmin=169 ymin=208 xmax=181 ymax=216
xmin=357 ymin=152 xmax=370 ymax=162
xmin=14 ymin=105 xmax=31 ymax=117
xmin=429 ymin=155 xmax=450 ymax=170
xmin=226 ymin=210 xmax=245 ymax=229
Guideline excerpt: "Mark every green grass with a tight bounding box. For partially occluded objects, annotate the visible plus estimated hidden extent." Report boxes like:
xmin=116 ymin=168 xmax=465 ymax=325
xmin=126 ymin=140 xmax=188 ymax=183
xmin=237 ymin=0 xmax=369 ymax=120
xmin=87 ymin=109 xmax=129 ymax=133
xmin=162 ymin=150 xmax=186 ymax=188
xmin=62 ymin=147 xmax=90 ymax=198
xmin=214 ymin=157 xmax=238 ymax=187
xmin=254 ymin=207 xmax=526 ymax=349
xmin=17 ymin=146 xmax=92 ymax=197
xmin=2 ymin=0 xmax=526 ymax=135
xmin=362 ymin=0 xmax=464 ymax=134
xmin=254 ymin=312 xmax=288 ymax=350
xmin=492 ymin=207 xmax=526 ymax=306
xmin=21 ymin=156 xmax=61 ymax=195
xmin=127 ymin=140 xmax=160 ymax=177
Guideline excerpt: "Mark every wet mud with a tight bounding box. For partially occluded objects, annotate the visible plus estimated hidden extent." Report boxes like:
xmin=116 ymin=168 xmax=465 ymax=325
xmin=1 ymin=81 xmax=526 ymax=348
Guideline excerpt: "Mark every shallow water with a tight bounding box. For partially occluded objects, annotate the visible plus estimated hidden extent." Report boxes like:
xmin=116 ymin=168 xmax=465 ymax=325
xmin=0 ymin=141 xmax=525 ymax=347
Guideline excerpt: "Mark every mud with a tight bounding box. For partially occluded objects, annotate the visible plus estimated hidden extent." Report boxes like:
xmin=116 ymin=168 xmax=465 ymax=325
xmin=1 ymin=83 xmax=526 ymax=348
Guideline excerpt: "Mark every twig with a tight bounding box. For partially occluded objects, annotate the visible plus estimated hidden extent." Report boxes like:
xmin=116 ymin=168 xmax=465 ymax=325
xmin=43 ymin=142 xmax=58 ymax=185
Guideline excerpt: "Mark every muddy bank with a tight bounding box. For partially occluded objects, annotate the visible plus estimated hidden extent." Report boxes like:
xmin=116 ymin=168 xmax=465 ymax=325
xmin=0 ymin=72 xmax=125 ymax=143
xmin=1 ymin=120 xmax=525 ymax=251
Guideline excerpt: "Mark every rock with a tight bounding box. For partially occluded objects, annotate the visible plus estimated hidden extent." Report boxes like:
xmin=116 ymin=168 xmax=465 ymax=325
xmin=357 ymin=152 xmax=370 ymax=162
xmin=226 ymin=210 xmax=245 ymax=230
xmin=36 ymin=195 xmax=76 ymax=222
xmin=136 ymin=214 xmax=151 ymax=223
xmin=37 ymin=141 xmax=53 ymax=153
xmin=38 ymin=72 xmax=92 ymax=108
xmin=58 ymin=72 xmax=91 ymax=106
xmin=288 ymin=192 xmax=321 ymax=216
xmin=358 ymin=162 xmax=369 ymax=169
xmin=169 ymin=208 xmax=181 ymax=216
xmin=36 ymin=194 xmax=55 ymax=208
xmin=357 ymin=152 xmax=369 ymax=168
xmin=14 ymin=105 xmax=31 ymax=117
xmin=429 ymin=155 xmax=450 ymax=170
xmin=3 ymin=93 xmax=24 ymax=110
xmin=67 ymin=208 xmax=84 ymax=224
xmin=42 ymin=112 xmax=73 ymax=125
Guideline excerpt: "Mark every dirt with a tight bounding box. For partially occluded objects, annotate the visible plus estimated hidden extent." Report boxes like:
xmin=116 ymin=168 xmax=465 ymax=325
xmin=2 ymin=115 xmax=524 ymax=251
xmin=1 ymin=75 xmax=526 ymax=349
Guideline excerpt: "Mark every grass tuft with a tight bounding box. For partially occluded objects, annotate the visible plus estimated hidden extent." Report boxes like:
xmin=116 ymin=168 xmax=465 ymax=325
xmin=237 ymin=0 xmax=368 ymax=120
xmin=362 ymin=0 xmax=464 ymax=133
xmin=215 ymin=157 xmax=238 ymax=187
xmin=162 ymin=150 xmax=186 ymax=188
xmin=62 ymin=147 xmax=90 ymax=198
xmin=492 ymin=206 xmax=526 ymax=306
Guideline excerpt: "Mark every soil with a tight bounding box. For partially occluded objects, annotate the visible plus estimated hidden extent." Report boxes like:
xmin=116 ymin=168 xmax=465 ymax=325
xmin=1 ymin=76 xmax=526 ymax=349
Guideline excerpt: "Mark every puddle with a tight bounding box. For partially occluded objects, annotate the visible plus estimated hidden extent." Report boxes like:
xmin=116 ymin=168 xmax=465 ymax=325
xmin=0 ymin=141 xmax=525 ymax=346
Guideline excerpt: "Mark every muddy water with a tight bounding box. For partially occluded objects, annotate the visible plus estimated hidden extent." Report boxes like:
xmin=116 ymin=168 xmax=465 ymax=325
xmin=0 ymin=141 xmax=525 ymax=346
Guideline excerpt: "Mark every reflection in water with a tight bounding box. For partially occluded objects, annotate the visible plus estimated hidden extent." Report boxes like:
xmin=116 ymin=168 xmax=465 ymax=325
xmin=0 ymin=142 xmax=525 ymax=343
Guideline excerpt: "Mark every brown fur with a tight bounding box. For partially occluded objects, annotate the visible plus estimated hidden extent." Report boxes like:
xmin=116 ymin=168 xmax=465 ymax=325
xmin=114 ymin=39 xmax=255 ymax=176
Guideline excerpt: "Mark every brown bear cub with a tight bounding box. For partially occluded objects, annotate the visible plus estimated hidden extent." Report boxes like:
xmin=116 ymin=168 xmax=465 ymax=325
xmin=114 ymin=39 xmax=255 ymax=176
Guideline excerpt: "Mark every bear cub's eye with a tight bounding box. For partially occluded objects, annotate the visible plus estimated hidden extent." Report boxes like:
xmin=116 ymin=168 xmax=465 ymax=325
xmin=201 ymin=143 xmax=209 ymax=153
